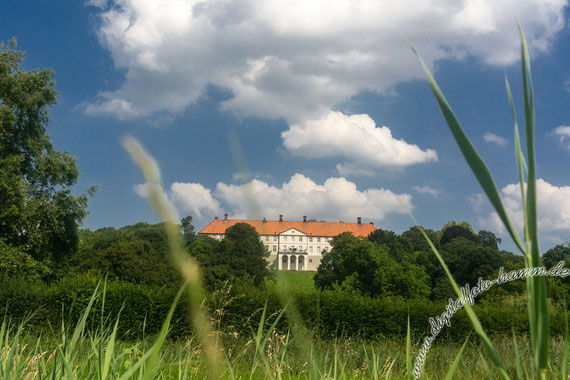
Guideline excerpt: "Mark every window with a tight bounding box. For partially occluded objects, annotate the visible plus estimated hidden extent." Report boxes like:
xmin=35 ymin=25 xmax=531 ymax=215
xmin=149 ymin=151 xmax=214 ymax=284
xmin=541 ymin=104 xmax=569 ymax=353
xmin=298 ymin=246 xmax=302 ymax=251
xmin=283 ymin=236 xmax=287 ymax=241
xmin=273 ymin=236 xmax=277 ymax=241
xmin=299 ymin=236 xmax=303 ymax=242
xmin=309 ymin=237 xmax=313 ymax=242
xmin=309 ymin=259 xmax=313 ymax=263
xmin=309 ymin=246 xmax=313 ymax=253
xmin=317 ymin=237 xmax=321 ymax=242
xmin=283 ymin=245 xmax=287 ymax=250
xmin=273 ymin=245 xmax=276 ymax=252
xmin=317 ymin=246 xmax=321 ymax=253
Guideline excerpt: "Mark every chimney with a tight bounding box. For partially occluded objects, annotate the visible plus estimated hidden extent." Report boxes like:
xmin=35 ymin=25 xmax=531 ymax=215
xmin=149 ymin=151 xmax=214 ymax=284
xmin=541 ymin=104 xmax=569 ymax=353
xmin=214 ymin=216 xmax=218 ymax=220
xmin=357 ymin=217 xmax=362 ymax=225
xmin=263 ymin=217 xmax=267 ymax=223
xmin=303 ymin=216 xmax=307 ymax=222
xmin=369 ymin=222 xmax=374 ymax=226
xmin=279 ymin=214 xmax=283 ymax=222
xmin=224 ymin=213 xmax=228 ymax=221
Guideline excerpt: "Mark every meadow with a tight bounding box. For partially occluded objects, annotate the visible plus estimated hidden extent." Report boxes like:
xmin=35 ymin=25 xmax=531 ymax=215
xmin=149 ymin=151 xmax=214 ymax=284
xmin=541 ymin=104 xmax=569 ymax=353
xmin=2 ymin=27 xmax=569 ymax=380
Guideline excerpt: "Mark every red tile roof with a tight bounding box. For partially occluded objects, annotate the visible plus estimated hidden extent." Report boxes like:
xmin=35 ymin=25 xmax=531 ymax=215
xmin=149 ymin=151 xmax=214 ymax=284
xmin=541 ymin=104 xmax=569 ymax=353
xmin=199 ymin=219 xmax=376 ymax=238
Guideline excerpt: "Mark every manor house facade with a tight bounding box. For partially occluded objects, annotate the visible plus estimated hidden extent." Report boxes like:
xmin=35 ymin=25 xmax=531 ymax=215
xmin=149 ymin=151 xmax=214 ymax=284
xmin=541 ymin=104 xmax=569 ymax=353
xmin=198 ymin=214 xmax=376 ymax=271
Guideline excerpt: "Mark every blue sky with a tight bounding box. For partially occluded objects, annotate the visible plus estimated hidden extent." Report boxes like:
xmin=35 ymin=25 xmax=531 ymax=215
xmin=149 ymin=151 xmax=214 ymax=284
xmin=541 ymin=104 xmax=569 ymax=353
xmin=2 ymin=0 xmax=569 ymax=253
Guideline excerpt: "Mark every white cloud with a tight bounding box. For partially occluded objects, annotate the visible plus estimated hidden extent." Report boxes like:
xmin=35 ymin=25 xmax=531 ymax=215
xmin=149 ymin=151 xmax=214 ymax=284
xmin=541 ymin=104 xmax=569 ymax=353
xmin=133 ymin=182 xmax=221 ymax=220
xmin=413 ymin=185 xmax=441 ymax=196
xmin=215 ymin=173 xmax=412 ymax=221
xmin=483 ymin=131 xmax=507 ymax=146
xmin=282 ymin=111 xmax=437 ymax=174
xmin=553 ymin=125 xmax=570 ymax=149
xmin=86 ymin=0 xmax=567 ymax=121
xmin=135 ymin=173 xmax=412 ymax=222
xmin=477 ymin=179 xmax=570 ymax=245
xmin=170 ymin=182 xmax=221 ymax=218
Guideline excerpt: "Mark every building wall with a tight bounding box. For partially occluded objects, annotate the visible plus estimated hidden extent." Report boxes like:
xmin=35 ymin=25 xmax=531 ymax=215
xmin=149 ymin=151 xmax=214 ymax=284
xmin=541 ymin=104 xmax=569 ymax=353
xmin=202 ymin=228 xmax=334 ymax=271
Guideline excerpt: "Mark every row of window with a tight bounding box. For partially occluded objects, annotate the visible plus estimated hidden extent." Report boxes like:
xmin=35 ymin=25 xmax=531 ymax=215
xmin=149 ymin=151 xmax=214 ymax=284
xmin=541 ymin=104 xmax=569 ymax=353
xmin=277 ymin=245 xmax=327 ymax=253
xmin=262 ymin=235 xmax=330 ymax=243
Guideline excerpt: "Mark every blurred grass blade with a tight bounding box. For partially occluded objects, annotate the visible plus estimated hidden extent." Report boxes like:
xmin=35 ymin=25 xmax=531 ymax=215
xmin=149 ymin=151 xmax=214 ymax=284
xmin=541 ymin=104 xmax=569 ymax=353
xmin=101 ymin=311 xmax=122 ymax=380
xmin=406 ymin=314 xmax=412 ymax=380
xmin=512 ymin=329 xmax=523 ymax=380
xmin=519 ymin=26 xmax=549 ymax=376
xmin=479 ymin=351 xmax=494 ymax=379
xmin=505 ymin=75 xmax=530 ymax=255
xmin=69 ymin=283 xmax=99 ymax=354
xmin=563 ymin=306 xmax=569 ymax=380
xmin=384 ymin=356 xmax=397 ymax=380
xmin=409 ymin=43 xmax=525 ymax=255
xmin=123 ymin=136 xmax=222 ymax=377
xmin=408 ymin=213 xmax=509 ymax=379
xmin=445 ymin=332 xmax=470 ymax=380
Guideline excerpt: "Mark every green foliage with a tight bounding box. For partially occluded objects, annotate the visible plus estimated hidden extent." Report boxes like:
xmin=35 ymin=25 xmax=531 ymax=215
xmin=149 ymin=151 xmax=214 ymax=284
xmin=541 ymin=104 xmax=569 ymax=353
xmin=87 ymin=240 xmax=179 ymax=286
xmin=440 ymin=224 xmax=478 ymax=246
xmin=478 ymin=230 xmax=502 ymax=250
xmin=190 ymin=223 xmax=270 ymax=289
xmin=367 ymin=228 xmax=410 ymax=261
xmin=0 ymin=40 xmax=93 ymax=265
xmin=0 ymin=240 xmax=51 ymax=280
xmin=181 ymin=215 xmax=197 ymax=246
xmin=315 ymin=232 xmax=430 ymax=299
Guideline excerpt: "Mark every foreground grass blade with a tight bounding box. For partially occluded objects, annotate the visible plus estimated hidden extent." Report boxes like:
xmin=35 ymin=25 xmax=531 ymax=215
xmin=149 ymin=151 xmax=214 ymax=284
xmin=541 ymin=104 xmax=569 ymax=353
xmin=512 ymin=329 xmax=524 ymax=380
xmin=445 ymin=333 xmax=470 ymax=380
xmin=123 ymin=136 xmax=222 ymax=377
xmin=505 ymin=76 xmax=530 ymax=255
xmin=409 ymin=44 xmax=526 ymax=255
xmin=518 ymin=26 xmax=549 ymax=378
xmin=408 ymin=213 xmax=509 ymax=379
xmin=406 ymin=315 xmax=412 ymax=380
xmin=563 ymin=306 xmax=569 ymax=380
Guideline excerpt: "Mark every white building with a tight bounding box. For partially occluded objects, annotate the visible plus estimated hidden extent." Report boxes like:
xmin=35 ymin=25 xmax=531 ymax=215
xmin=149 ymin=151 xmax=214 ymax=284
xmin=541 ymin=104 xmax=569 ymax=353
xmin=198 ymin=214 xmax=376 ymax=271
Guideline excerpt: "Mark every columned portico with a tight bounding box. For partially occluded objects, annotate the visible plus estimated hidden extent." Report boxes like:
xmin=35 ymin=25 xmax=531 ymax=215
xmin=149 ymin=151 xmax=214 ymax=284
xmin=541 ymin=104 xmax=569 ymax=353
xmin=298 ymin=255 xmax=304 ymax=271
xmin=280 ymin=254 xmax=288 ymax=270
xmin=289 ymin=255 xmax=297 ymax=271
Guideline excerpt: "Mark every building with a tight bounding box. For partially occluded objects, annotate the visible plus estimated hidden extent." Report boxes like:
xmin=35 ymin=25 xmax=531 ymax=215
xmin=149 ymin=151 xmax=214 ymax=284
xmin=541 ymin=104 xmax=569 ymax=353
xmin=198 ymin=214 xmax=376 ymax=271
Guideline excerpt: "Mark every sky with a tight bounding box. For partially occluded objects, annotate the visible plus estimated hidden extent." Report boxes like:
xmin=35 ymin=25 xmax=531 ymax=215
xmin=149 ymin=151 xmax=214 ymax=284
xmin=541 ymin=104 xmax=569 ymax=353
xmin=2 ymin=0 xmax=569 ymax=254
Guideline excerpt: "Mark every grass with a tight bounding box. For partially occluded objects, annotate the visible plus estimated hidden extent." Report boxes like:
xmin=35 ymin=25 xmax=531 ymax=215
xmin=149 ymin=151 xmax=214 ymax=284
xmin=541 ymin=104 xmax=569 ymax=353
xmin=1 ymin=25 xmax=563 ymax=379
xmin=272 ymin=271 xmax=317 ymax=294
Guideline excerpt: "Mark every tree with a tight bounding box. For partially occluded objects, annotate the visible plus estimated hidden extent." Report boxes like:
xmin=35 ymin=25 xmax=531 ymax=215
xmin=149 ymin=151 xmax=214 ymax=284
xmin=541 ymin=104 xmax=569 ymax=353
xmin=400 ymin=226 xmax=441 ymax=254
xmin=367 ymin=228 xmax=410 ymax=261
xmin=189 ymin=223 xmax=270 ymax=289
xmin=0 ymin=40 xmax=94 ymax=265
xmin=477 ymin=230 xmax=502 ymax=250
xmin=439 ymin=224 xmax=478 ymax=246
xmin=88 ymin=240 xmax=178 ymax=286
xmin=315 ymin=233 xmax=430 ymax=298
xmin=181 ymin=216 xmax=196 ymax=246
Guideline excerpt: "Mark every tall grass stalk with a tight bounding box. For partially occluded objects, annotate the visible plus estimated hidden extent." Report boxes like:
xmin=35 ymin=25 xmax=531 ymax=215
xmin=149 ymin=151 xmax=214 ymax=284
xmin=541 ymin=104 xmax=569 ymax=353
xmin=123 ymin=137 xmax=222 ymax=378
xmin=411 ymin=26 xmax=552 ymax=378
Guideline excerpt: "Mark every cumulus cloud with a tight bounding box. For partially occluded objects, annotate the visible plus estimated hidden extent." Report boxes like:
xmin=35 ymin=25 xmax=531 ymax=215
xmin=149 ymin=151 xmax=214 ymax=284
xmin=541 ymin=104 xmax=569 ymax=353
xmin=282 ymin=111 xmax=437 ymax=174
xmin=476 ymin=179 xmax=570 ymax=244
xmin=170 ymin=182 xmax=221 ymax=218
xmin=135 ymin=173 xmax=413 ymax=223
xmin=215 ymin=173 xmax=413 ymax=221
xmin=133 ymin=182 xmax=221 ymax=220
xmin=553 ymin=125 xmax=570 ymax=149
xmin=86 ymin=0 xmax=567 ymax=121
xmin=413 ymin=185 xmax=441 ymax=196
xmin=483 ymin=131 xmax=508 ymax=146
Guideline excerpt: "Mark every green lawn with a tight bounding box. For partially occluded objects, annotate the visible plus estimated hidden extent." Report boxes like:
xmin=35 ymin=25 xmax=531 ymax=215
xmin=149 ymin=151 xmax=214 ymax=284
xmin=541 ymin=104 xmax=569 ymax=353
xmin=274 ymin=270 xmax=317 ymax=293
